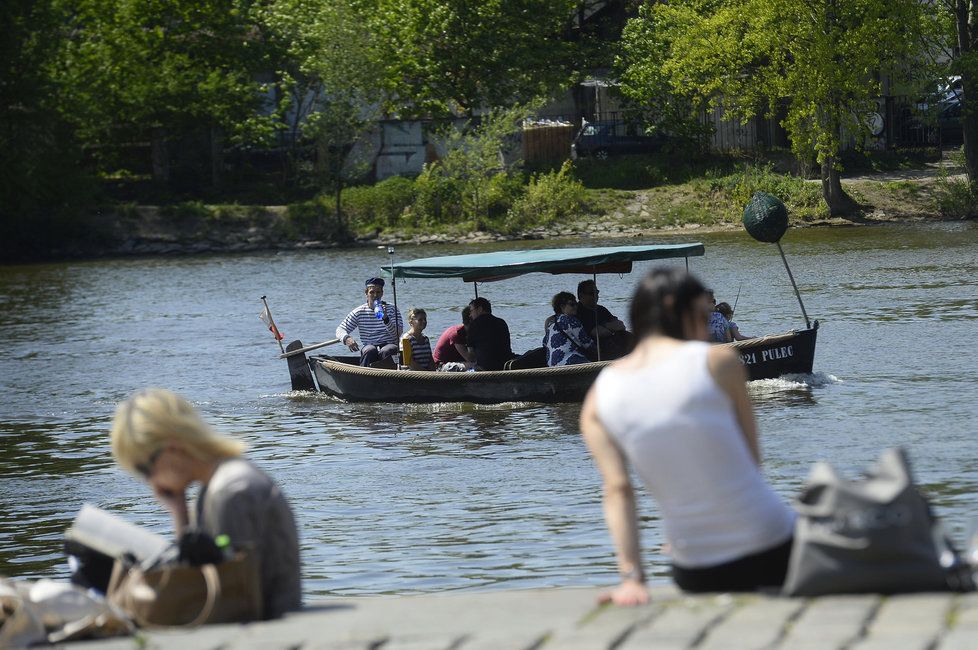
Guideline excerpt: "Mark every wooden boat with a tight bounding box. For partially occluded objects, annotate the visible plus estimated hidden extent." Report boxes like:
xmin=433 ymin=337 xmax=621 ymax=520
xmin=282 ymin=242 xmax=819 ymax=403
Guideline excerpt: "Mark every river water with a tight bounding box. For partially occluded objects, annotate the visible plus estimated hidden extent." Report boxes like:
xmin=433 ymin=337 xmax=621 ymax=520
xmin=1 ymin=222 xmax=976 ymax=597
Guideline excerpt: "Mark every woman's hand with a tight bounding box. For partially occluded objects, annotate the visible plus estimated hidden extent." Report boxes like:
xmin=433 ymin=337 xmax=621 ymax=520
xmin=599 ymin=579 xmax=650 ymax=607
xmin=153 ymin=486 xmax=189 ymax=536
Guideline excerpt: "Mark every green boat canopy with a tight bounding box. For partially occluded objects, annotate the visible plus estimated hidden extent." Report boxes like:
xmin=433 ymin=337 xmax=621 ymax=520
xmin=383 ymin=243 xmax=705 ymax=282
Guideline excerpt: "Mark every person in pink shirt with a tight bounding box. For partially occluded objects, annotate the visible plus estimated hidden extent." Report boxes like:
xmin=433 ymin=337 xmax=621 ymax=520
xmin=433 ymin=306 xmax=474 ymax=368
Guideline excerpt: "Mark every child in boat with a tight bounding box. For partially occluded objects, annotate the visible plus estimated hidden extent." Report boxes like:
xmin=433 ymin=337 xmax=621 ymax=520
xmin=402 ymin=308 xmax=435 ymax=370
xmin=716 ymin=302 xmax=752 ymax=341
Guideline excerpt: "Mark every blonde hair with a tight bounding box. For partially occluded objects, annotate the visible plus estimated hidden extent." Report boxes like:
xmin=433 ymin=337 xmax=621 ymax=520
xmin=110 ymin=388 xmax=245 ymax=476
xmin=408 ymin=307 xmax=427 ymax=321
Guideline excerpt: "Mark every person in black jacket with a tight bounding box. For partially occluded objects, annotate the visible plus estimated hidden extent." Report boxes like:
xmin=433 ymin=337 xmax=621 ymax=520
xmin=465 ymin=297 xmax=514 ymax=370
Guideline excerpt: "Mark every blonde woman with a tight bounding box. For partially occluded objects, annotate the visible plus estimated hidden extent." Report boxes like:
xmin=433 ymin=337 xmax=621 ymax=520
xmin=110 ymin=388 xmax=301 ymax=618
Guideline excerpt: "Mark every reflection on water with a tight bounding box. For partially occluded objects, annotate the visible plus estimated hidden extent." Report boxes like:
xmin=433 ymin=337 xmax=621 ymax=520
xmin=1 ymin=223 xmax=977 ymax=596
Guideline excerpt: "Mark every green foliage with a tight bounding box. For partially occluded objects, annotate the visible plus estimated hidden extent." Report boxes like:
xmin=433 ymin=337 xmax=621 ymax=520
xmin=279 ymin=198 xmax=347 ymax=239
xmin=506 ymin=161 xmax=587 ymax=231
xmin=933 ymin=172 xmax=978 ymax=219
xmin=711 ymin=164 xmax=822 ymax=218
xmin=416 ymin=105 xmax=531 ymax=224
xmin=368 ymin=0 xmax=578 ymax=117
xmin=341 ymin=177 xmax=416 ymax=229
xmin=617 ymin=0 xmax=929 ymax=213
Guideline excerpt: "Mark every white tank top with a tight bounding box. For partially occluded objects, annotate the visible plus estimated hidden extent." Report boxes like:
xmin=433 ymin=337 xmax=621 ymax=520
xmin=593 ymin=341 xmax=794 ymax=568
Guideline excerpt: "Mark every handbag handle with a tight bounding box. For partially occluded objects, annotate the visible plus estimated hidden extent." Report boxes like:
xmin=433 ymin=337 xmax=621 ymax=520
xmin=123 ymin=563 xmax=221 ymax=629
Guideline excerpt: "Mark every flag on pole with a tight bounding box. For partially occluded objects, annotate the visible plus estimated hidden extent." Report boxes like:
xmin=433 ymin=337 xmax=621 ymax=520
xmin=258 ymin=306 xmax=284 ymax=341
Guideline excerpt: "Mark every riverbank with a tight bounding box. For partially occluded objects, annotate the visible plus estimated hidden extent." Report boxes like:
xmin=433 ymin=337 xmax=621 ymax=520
xmin=3 ymin=156 xmax=973 ymax=264
xmin=60 ymin=585 xmax=978 ymax=649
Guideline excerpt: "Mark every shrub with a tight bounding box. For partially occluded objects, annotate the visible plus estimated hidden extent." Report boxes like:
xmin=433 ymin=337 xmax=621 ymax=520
xmin=341 ymin=176 xmax=415 ymax=229
xmin=279 ymin=198 xmax=346 ymax=240
xmin=933 ymin=171 xmax=978 ymax=219
xmin=506 ymin=161 xmax=587 ymax=231
xmin=714 ymin=164 xmax=823 ymax=218
xmin=410 ymin=164 xmax=464 ymax=226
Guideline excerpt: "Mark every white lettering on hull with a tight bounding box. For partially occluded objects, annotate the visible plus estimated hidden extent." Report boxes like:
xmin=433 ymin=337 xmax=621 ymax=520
xmin=742 ymin=345 xmax=793 ymax=365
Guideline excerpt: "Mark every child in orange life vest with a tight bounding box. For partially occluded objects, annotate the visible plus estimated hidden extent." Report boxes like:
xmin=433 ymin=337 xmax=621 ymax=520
xmin=401 ymin=308 xmax=435 ymax=370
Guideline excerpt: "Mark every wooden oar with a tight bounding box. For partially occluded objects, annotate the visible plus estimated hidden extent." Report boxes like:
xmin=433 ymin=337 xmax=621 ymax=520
xmin=278 ymin=338 xmax=342 ymax=359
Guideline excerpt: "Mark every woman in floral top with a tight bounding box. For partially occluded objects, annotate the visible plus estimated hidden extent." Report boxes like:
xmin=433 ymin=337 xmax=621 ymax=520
xmin=545 ymin=292 xmax=596 ymax=366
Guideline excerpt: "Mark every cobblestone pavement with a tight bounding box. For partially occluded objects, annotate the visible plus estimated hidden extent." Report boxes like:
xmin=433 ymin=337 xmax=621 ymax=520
xmin=62 ymin=585 xmax=978 ymax=649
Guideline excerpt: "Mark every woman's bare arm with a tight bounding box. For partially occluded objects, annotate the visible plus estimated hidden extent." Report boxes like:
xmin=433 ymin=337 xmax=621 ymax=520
xmin=708 ymin=346 xmax=760 ymax=464
xmin=580 ymin=388 xmax=649 ymax=606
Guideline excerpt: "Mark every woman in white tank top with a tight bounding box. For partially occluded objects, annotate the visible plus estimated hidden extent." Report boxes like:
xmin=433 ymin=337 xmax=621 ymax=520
xmin=580 ymin=268 xmax=795 ymax=606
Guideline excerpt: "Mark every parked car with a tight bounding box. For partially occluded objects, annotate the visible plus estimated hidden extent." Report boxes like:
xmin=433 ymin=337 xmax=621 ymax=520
xmin=571 ymin=120 xmax=668 ymax=159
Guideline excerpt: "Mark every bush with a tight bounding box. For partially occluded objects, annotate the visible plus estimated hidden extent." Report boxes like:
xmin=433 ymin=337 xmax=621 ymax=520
xmin=410 ymin=164 xmax=464 ymax=226
xmin=341 ymin=176 xmax=415 ymax=229
xmin=714 ymin=164 xmax=823 ymax=218
xmin=506 ymin=161 xmax=587 ymax=231
xmin=279 ymin=198 xmax=346 ymax=240
xmin=933 ymin=171 xmax=978 ymax=219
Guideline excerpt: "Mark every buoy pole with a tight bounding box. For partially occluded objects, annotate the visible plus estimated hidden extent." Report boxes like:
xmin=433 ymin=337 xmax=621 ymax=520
xmin=776 ymin=241 xmax=810 ymax=329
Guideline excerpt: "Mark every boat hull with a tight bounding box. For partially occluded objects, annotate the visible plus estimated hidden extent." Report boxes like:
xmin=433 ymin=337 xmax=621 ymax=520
xmin=302 ymin=324 xmax=818 ymax=403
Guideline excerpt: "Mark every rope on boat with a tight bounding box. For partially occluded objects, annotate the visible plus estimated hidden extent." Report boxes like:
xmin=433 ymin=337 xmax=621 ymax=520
xmin=314 ymin=330 xmax=806 ymax=380
xmin=314 ymin=359 xmax=608 ymax=380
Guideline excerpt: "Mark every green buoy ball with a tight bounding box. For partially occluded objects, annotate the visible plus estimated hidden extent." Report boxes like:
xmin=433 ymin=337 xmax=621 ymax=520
xmin=743 ymin=191 xmax=788 ymax=243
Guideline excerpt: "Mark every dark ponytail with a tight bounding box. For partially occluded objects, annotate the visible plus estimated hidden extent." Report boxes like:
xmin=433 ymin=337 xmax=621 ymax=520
xmin=629 ymin=268 xmax=707 ymax=340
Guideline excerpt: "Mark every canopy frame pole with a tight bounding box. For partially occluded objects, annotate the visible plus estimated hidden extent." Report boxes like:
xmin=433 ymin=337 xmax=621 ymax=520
xmin=387 ymin=247 xmax=401 ymax=337
xmin=685 ymin=256 xmax=689 ymax=271
xmin=592 ymin=270 xmax=601 ymax=361
xmin=776 ymin=241 xmax=811 ymax=329
xmin=473 ymin=282 xmax=479 ymax=299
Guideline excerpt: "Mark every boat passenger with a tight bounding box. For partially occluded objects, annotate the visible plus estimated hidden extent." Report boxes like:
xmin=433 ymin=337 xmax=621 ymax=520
xmin=110 ymin=388 xmax=302 ymax=619
xmin=433 ymin=306 xmax=474 ymax=368
xmin=716 ymin=302 xmax=752 ymax=341
xmin=580 ymin=268 xmax=794 ymax=606
xmin=465 ymin=297 xmax=514 ymax=371
xmin=577 ymin=279 xmax=634 ymax=359
xmin=545 ymin=291 xmax=595 ymax=366
xmin=336 ymin=277 xmax=404 ymax=367
xmin=706 ymin=289 xmax=732 ymax=343
xmin=402 ymin=307 xmax=435 ymax=370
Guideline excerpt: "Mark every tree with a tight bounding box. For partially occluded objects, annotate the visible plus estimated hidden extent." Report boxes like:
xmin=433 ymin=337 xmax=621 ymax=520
xmin=370 ymin=0 xmax=579 ymax=117
xmin=265 ymin=0 xmax=387 ymax=231
xmin=929 ymin=1 xmax=978 ymax=186
xmin=618 ymin=0 xmax=926 ymax=216
xmin=56 ymin=0 xmax=274 ymax=187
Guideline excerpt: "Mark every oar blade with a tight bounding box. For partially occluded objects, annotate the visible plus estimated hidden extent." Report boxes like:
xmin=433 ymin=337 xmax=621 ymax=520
xmin=285 ymin=340 xmax=317 ymax=392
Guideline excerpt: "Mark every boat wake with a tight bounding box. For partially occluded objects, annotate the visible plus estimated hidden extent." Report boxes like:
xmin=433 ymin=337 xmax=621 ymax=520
xmin=749 ymin=371 xmax=840 ymax=394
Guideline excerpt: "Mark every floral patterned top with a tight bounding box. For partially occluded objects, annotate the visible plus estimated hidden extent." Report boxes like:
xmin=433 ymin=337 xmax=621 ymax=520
xmin=546 ymin=314 xmax=595 ymax=367
xmin=708 ymin=311 xmax=731 ymax=343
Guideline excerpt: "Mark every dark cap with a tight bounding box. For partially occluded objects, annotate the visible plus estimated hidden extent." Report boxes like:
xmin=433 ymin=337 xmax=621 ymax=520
xmin=365 ymin=277 xmax=385 ymax=288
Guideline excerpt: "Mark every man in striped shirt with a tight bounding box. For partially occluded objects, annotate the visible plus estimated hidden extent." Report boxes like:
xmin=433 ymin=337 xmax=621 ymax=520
xmin=336 ymin=277 xmax=404 ymax=366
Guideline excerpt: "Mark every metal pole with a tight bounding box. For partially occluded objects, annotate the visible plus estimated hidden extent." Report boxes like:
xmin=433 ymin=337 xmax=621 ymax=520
xmin=260 ymin=295 xmax=286 ymax=354
xmin=592 ymin=270 xmax=601 ymax=361
xmin=685 ymin=257 xmax=689 ymax=272
xmin=776 ymin=241 xmax=811 ymax=329
xmin=473 ymin=283 xmax=479 ymax=299
xmin=387 ymin=247 xmax=400 ymax=336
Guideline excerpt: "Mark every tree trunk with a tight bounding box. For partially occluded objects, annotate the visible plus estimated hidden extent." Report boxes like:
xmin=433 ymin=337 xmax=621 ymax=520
xmin=150 ymin=127 xmax=170 ymax=184
xmin=820 ymin=158 xmax=859 ymax=216
xmin=955 ymin=1 xmax=978 ymax=183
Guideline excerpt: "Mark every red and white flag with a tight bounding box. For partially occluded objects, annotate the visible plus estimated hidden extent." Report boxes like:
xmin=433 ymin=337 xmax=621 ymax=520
xmin=258 ymin=305 xmax=284 ymax=341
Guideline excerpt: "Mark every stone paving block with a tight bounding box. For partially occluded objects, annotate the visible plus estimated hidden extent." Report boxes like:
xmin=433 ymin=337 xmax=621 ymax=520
xmin=137 ymin=622 xmax=248 ymax=650
xmin=543 ymin=602 xmax=660 ymax=649
xmin=619 ymin=594 xmax=737 ymax=650
xmin=936 ymin=593 xmax=978 ymax=650
xmin=381 ymin=633 xmax=468 ymax=649
xmin=775 ymin=594 xmax=881 ymax=650
xmin=849 ymin=593 xmax=954 ymax=650
xmin=698 ymin=596 xmax=804 ymax=650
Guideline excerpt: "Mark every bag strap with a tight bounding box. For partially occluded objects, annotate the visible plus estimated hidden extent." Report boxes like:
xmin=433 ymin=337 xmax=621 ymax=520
xmin=122 ymin=564 xmax=221 ymax=629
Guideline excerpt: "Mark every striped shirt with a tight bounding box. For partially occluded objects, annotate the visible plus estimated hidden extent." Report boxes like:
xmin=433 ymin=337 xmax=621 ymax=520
xmin=336 ymin=303 xmax=404 ymax=347
xmin=402 ymin=332 xmax=434 ymax=370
